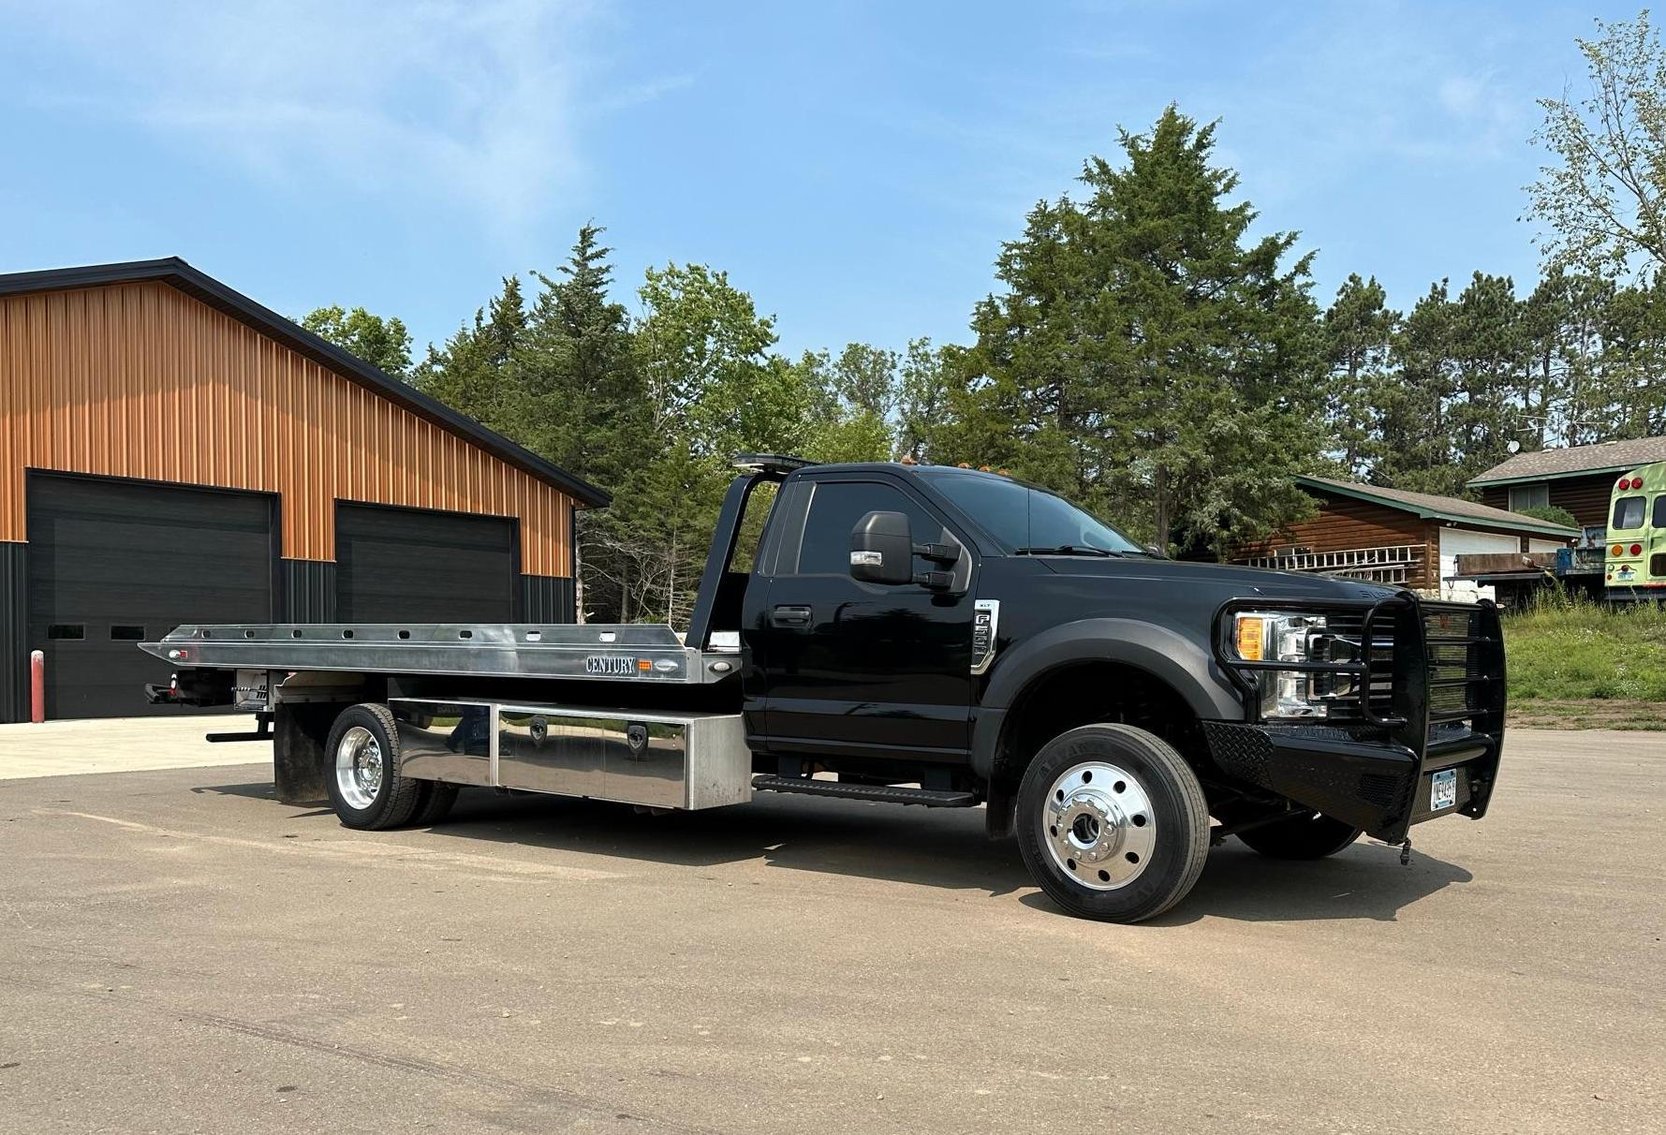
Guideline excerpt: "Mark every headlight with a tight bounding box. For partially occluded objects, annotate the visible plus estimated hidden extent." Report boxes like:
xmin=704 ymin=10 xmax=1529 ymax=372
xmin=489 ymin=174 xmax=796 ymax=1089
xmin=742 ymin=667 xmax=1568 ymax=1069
xmin=1230 ymin=612 xmax=1358 ymax=721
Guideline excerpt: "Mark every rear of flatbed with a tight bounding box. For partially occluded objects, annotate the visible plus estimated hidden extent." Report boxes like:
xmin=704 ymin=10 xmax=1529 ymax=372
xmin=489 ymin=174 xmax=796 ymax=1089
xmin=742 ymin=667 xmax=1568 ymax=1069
xmin=141 ymin=621 xmax=760 ymax=815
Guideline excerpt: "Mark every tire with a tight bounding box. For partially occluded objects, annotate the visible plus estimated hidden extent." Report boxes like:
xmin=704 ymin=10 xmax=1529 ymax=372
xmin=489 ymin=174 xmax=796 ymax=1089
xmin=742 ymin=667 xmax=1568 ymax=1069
xmin=1237 ymin=812 xmax=1360 ymax=859
xmin=409 ymin=781 xmax=461 ymax=827
xmin=323 ymin=703 xmax=426 ymax=830
xmin=1015 ymin=723 xmax=1210 ymax=923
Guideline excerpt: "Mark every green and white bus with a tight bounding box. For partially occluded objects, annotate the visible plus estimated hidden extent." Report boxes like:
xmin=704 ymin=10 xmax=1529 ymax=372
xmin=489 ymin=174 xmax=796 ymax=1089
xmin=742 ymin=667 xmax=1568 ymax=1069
xmin=1606 ymin=461 xmax=1666 ymax=599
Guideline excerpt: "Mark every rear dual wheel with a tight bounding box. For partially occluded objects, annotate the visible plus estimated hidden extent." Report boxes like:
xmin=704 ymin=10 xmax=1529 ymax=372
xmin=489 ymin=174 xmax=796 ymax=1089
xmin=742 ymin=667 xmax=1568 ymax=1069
xmin=1016 ymin=724 xmax=1210 ymax=923
xmin=324 ymin=703 xmax=458 ymax=830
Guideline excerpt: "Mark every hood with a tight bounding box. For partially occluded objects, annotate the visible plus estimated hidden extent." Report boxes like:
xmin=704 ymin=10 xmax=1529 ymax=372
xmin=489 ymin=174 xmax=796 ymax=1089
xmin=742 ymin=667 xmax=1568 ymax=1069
xmin=1038 ymin=555 xmax=1402 ymax=604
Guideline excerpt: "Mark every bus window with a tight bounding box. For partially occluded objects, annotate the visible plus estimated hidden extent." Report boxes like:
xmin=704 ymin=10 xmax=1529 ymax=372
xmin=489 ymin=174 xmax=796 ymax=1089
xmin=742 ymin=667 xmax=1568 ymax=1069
xmin=1655 ymin=495 xmax=1666 ymax=528
xmin=1614 ymin=495 xmax=1645 ymax=530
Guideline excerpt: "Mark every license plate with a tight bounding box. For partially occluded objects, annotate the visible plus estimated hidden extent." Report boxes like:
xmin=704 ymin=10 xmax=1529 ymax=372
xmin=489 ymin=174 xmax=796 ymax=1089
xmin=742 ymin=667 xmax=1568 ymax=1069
xmin=1431 ymin=768 xmax=1458 ymax=811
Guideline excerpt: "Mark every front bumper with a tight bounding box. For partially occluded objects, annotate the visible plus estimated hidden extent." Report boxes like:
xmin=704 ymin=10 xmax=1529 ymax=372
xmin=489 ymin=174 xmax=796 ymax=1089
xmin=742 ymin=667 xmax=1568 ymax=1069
xmin=1202 ymin=720 xmax=1500 ymax=842
xmin=1207 ymin=594 xmax=1507 ymax=843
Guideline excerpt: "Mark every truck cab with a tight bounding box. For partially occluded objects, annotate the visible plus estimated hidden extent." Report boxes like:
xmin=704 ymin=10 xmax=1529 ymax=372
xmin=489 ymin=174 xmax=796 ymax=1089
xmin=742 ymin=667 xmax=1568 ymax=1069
xmin=715 ymin=457 xmax=1505 ymax=919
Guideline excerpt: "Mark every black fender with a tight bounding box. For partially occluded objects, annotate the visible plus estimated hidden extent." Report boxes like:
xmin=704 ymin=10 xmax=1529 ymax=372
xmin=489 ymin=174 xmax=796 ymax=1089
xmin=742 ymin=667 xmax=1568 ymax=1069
xmin=970 ymin=618 xmax=1244 ymax=780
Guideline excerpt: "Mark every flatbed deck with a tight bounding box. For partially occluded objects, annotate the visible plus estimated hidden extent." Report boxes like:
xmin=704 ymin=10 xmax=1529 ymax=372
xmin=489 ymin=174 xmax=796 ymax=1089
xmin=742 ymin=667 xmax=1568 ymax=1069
xmin=140 ymin=623 xmax=741 ymax=685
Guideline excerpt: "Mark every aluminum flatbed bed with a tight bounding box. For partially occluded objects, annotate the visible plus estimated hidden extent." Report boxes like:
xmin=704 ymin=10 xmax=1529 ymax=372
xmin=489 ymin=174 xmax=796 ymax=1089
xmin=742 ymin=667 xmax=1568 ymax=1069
xmin=140 ymin=623 xmax=742 ymax=686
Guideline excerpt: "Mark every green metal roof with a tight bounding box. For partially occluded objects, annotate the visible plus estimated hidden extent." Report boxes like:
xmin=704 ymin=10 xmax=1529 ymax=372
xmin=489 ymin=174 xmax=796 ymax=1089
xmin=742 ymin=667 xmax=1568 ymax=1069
xmin=1296 ymin=476 xmax=1580 ymax=538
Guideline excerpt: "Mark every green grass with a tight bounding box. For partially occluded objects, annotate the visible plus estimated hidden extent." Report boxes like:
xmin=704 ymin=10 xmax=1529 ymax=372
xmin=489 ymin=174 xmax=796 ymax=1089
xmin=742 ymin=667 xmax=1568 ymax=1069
xmin=1503 ymin=595 xmax=1666 ymax=717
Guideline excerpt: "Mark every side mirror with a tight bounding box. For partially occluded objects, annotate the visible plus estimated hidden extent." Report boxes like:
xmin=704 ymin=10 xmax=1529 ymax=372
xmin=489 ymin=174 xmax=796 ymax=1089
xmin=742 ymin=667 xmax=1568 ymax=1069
xmin=850 ymin=511 xmax=915 ymax=585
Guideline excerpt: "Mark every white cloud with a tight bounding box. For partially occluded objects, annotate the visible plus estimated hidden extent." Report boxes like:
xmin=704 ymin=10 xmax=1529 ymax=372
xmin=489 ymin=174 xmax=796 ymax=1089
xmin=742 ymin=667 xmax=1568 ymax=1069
xmin=1439 ymin=74 xmax=1487 ymax=118
xmin=4 ymin=0 xmax=611 ymax=233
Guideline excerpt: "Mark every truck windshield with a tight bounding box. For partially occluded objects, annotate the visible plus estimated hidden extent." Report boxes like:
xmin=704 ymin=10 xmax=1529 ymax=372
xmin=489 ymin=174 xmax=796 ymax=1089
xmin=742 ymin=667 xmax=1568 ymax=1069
xmin=922 ymin=472 xmax=1145 ymax=555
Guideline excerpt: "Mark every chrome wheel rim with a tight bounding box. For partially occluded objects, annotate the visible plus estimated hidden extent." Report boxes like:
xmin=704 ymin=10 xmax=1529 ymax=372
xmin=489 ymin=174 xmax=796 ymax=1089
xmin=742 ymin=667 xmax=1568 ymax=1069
xmin=335 ymin=726 xmax=383 ymax=810
xmin=1041 ymin=761 xmax=1156 ymax=890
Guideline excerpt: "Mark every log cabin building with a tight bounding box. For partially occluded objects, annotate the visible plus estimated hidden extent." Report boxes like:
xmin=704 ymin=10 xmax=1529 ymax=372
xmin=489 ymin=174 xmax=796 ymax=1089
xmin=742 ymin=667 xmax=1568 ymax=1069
xmin=1230 ymin=476 xmax=1579 ymax=591
xmin=0 ymin=258 xmax=608 ymax=721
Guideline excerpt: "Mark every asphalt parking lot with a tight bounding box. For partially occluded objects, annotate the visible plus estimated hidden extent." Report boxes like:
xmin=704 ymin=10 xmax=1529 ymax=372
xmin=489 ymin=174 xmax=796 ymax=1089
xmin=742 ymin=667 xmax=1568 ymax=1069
xmin=0 ymin=727 xmax=1660 ymax=1134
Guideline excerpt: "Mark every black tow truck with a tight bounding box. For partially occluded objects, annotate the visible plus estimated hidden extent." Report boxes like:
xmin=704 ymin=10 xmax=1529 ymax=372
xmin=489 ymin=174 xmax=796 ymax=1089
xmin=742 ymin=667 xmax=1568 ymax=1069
xmin=145 ymin=455 xmax=1506 ymax=923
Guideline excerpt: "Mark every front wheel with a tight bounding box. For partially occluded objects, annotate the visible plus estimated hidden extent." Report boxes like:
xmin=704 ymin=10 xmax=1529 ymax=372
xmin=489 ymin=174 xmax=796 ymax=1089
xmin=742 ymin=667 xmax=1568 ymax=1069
xmin=1015 ymin=724 xmax=1210 ymax=923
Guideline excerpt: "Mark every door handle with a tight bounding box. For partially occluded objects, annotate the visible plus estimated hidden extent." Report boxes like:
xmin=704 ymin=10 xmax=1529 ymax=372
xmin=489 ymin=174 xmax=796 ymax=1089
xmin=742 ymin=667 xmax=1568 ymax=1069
xmin=770 ymin=605 xmax=812 ymax=627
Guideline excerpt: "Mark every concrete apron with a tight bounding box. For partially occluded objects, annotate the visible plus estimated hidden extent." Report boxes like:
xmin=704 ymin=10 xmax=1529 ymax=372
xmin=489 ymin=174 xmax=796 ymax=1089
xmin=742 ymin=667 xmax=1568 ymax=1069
xmin=0 ymin=715 xmax=264 ymax=780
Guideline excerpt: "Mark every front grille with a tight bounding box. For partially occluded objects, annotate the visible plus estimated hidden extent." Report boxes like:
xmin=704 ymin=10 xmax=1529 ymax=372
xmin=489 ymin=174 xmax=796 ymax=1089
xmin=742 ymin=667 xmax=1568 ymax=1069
xmin=1322 ymin=611 xmax=1396 ymax=721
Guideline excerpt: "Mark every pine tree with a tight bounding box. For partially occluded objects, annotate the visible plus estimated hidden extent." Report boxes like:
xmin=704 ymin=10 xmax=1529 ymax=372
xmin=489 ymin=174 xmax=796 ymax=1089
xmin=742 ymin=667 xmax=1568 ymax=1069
xmin=1320 ymin=275 xmax=1399 ymax=479
xmin=1379 ymin=281 xmax=1459 ymax=493
xmin=1447 ymin=272 xmax=1530 ymax=490
xmin=504 ymin=226 xmax=646 ymax=621
xmin=413 ymin=276 xmax=529 ymax=438
xmin=946 ymin=106 xmax=1325 ymax=554
xmin=520 ymin=224 xmax=641 ymax=483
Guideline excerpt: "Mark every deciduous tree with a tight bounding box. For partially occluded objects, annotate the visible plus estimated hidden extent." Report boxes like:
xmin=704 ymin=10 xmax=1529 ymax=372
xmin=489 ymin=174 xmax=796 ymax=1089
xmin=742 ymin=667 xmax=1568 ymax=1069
xmin=1527 ymin=10 xmax=1666 ymax=279
xmin=299 ymin=305 xmax=413 ymax=380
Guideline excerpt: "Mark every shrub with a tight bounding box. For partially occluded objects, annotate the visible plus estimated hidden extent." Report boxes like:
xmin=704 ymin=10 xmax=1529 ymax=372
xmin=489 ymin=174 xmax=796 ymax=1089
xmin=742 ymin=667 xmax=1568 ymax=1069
xmin=1514 ymin=504 xmax=1579 ymax=529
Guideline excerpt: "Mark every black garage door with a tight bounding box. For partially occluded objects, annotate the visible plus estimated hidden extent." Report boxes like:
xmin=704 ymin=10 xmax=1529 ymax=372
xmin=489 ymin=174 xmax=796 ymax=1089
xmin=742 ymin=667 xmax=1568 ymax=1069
xmin=27 ymin=474 xmax=277 ymax=719
xmin=336 ymin=503 xmax=517 ymax=623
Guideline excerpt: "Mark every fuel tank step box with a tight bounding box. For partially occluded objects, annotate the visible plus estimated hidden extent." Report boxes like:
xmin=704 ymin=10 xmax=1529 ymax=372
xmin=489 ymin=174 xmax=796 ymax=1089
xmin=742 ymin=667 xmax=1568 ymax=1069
xmin=389 ymin=699 xmax=752 ymax=811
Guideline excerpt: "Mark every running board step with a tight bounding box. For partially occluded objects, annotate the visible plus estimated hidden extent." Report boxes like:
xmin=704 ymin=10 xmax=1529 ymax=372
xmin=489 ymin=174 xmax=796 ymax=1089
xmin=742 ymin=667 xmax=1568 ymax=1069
xmin=751 ymin=775 xmax=978 ymax=807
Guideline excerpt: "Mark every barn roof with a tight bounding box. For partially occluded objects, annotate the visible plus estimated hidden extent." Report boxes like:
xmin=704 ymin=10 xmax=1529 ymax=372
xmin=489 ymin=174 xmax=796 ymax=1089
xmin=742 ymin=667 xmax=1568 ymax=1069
xmin=0 ymin=258 xmax=610 ymax=508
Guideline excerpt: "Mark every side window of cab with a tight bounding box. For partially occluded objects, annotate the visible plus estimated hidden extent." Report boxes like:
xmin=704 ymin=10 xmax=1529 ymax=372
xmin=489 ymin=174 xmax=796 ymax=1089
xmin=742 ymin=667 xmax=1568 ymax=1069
xmin=786 ymin=481 xmax=946 ymax=576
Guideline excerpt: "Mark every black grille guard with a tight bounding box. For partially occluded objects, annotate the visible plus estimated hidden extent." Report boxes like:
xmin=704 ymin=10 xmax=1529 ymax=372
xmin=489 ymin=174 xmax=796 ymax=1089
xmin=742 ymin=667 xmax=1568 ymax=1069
xmin=1210 ymin=592 xmax=1508 ymax=832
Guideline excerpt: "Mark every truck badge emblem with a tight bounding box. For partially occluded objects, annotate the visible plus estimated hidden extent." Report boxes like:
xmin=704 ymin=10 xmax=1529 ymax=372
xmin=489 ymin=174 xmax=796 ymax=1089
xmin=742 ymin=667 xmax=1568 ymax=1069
xmin=971 ymin=599 xmax=1000 ymax=675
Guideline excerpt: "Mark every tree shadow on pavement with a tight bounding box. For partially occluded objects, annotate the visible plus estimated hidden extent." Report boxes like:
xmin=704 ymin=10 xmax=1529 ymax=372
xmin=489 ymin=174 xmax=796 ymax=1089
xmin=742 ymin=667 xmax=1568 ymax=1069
xmin=425 ymin=788 xmax=1034 ymax=897
xmin=1021 ymin=839 xmax=1474 ymax=924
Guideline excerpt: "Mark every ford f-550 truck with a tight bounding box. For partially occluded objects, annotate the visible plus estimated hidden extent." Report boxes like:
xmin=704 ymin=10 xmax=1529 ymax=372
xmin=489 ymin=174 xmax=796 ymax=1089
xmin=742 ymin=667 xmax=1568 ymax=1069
xmin=144 ymin=455 xmax=1506 ymax=923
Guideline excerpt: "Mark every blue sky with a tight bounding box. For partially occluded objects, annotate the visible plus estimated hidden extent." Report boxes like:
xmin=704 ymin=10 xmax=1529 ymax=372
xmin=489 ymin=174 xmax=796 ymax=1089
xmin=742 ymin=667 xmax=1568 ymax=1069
xmin=0 ymin=1 xmax=1640 ymax=360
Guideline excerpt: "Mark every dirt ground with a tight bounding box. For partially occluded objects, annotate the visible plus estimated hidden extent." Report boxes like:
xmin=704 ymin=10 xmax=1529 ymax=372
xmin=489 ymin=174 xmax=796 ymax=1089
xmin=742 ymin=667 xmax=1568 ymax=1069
xmin=1510 ymin=700 xmax=1665 ymax=730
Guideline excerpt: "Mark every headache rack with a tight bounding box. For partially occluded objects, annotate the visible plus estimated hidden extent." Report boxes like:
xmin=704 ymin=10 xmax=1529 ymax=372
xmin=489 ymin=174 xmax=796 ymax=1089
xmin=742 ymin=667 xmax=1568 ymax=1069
xmin=1212 ymin=592 xmax=1507 ymax=742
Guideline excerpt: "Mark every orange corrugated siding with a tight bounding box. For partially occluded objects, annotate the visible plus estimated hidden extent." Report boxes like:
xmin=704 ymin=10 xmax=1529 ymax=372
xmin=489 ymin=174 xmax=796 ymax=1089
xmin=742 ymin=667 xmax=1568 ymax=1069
xmin=0 ymin=281 xmax=572 ymax=574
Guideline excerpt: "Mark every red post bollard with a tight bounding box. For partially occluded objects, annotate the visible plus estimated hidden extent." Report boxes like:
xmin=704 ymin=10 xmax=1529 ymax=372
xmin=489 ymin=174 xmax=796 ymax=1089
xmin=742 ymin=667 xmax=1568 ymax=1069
xmin=30 ymin=649 xmax=45 ymax=723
